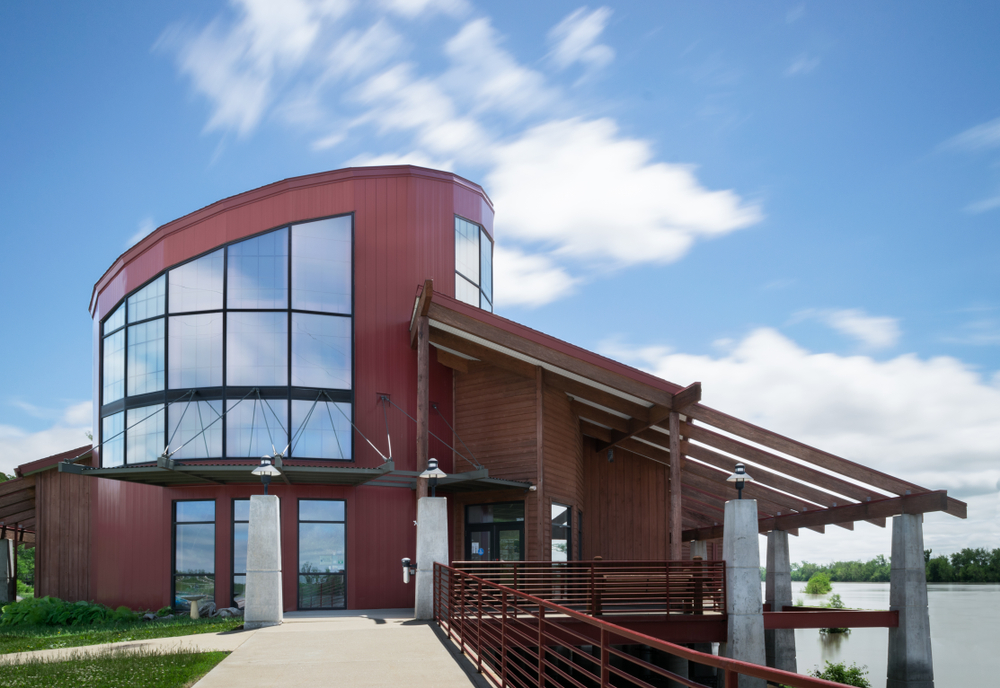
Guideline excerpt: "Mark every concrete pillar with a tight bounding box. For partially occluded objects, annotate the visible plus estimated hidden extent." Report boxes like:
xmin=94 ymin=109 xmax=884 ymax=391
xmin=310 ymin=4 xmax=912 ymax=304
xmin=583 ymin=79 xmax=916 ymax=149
xmin=0 ymin=540 xmax=14 ymax=603
xmin=764 ymin=529 xmax=796 ymax=673
xmin=244 ymin=495 xmax=283 ymax=630
xmin=723 ymin=499 xmax=766 ymax=688
xmin=690 ymin=540 xmax=708 ymax=561
xmin=415 ymin=496 xmax=449 ymax=619
xmin=887 ymin=514 xmax=934 ymax=688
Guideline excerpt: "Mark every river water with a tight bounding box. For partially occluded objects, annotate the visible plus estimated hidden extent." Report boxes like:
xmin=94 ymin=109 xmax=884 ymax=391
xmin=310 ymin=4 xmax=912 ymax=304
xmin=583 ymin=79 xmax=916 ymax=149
xmin=782 ymin=581 xmax=999 ymax=688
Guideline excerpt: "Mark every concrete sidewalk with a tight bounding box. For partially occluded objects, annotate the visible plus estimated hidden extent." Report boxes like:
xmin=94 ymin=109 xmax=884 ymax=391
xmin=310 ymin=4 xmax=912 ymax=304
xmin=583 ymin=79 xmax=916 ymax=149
xmin=1 ymin=610 xmax=485 ymax=688
xmin=193 ymin=610 xmax=484 ymax=688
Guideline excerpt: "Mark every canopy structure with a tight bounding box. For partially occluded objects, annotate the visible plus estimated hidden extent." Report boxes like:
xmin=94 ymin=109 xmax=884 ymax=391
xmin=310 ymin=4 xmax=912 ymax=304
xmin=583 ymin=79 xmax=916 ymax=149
xmin=410 ymin=282 xmax=966 ymax=548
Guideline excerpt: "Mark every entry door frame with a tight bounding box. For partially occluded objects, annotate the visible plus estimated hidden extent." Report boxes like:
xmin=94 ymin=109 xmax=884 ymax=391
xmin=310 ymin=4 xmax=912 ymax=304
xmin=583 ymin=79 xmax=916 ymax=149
xmin=464 ymin=501 xmax=525 ymax=561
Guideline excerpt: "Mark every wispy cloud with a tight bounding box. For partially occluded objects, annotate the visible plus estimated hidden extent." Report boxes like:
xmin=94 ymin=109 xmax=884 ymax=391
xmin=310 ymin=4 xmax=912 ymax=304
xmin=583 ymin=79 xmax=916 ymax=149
xmin=785 ymin=53 xmax=820 ymax=76
xmin=964 ymin=193 xmax=1000 ymax=214
xmin=0 ymin=401 xmax=92 ymax=476
xmin=493 ymin=245 xmax=580 ymax=307
xmin=126 ymin=217 xmax=156 ymax=248
xmin=943 ymin=116 xmax=1000 ymax=152
xmin=379 ymin=0 xmax=468 ymax=19
xmin=547 ymin=7 xmax=615 ymax=73
xmin=795 ymin=308 xmax=901 ymax=350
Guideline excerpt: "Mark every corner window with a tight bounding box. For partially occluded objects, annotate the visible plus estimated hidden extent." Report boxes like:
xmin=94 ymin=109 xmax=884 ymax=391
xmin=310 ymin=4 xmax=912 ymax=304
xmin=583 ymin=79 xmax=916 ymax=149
xmin=173 ymin=500 xmax=215 ymax=612
xmin=551 ymin=503 xmax=571 ymax=562
xmin=455 ymin=217 xmax=492 ymax=312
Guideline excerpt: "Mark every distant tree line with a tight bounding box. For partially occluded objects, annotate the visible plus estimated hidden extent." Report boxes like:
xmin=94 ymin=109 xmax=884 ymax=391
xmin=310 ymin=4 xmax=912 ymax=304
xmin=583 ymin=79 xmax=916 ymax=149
xmin=786 ymin=549 xmax=1000 ymax=584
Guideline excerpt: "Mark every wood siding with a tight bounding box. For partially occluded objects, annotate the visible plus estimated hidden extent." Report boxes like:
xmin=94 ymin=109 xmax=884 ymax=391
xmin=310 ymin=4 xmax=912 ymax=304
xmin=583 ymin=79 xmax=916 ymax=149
xmin=541 ymin=378 xmax=584 ymax=560
xmin=581 ymin=437 xmax=672 ymax=561
xmin=35 ymin=469 xmax=90 ymax=601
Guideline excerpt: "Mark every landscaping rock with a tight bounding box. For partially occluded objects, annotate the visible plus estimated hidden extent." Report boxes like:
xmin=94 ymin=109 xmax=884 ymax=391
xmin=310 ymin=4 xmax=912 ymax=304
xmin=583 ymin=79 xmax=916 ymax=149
xmin=217 ymin=606 xmax=243 ymax=618
xmin=142 ymin=612 xmax=158 ymax=621
xmin=198 ymin=600 xmax=216 ymax=617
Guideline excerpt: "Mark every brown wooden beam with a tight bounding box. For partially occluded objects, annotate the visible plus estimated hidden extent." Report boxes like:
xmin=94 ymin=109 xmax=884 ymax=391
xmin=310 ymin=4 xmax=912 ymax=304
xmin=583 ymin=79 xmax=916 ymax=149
xmin=434 ymin=347 xmax=469 ymax=373
xmin=0 ymin=476 xmax=34 ymax=499
xmin=429 ymin=327 xmax=536 ymax=379
xmin=669 ymin=411 xmax=683 ymax=560
xmin=416 ymin=314 xmax=430 ymax=498
xmin=672 ymin=381 xmax=702 ymax=410
xmin=580 ymin=420 xmax=612 ymax=443
xmin=409 ymin=279 xmax=434 ymax=349
xmin=0 ymin=507 xmax=35 ymax=524
xmin=569 ymin=400 xmax=630 ymax=433
xmin=0 ymin=489 xmax=34 ymax=510
xmin=681 ymin=490 xmax=951 ymax=541
xmin=546 ymin=371 xmax=651 ymax=420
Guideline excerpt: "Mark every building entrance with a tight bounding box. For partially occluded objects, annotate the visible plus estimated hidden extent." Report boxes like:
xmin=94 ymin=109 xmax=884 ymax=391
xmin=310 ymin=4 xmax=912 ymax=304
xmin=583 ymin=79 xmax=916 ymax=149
xmin=465 ymin=502 xmax=524 ymax=561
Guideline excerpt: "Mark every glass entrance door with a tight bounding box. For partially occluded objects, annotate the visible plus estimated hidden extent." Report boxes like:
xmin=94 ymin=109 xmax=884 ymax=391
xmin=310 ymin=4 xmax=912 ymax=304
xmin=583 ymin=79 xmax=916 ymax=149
xmin=465 ymin=502 xmax=524 ymax=561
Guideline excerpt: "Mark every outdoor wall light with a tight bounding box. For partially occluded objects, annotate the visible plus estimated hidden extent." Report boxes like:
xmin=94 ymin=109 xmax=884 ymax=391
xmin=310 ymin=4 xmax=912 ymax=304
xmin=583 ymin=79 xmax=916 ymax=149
xmin=252 ymin=456 xmax=282 ymax=495
xmin=401 ymin=557 xmax=417 ymax=584
xmin=419 ymin=458 xmax=447 ymax=497
xmin=726 ymin=462 xmax=754 ymax=500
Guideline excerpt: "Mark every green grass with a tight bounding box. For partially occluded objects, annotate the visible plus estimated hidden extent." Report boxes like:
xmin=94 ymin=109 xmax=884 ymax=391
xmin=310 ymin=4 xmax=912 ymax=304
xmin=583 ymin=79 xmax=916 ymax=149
xmin=0 ymin=617 xmax=243 ymax=655
xmin=0 ymin=646 xmax=228 ymax=688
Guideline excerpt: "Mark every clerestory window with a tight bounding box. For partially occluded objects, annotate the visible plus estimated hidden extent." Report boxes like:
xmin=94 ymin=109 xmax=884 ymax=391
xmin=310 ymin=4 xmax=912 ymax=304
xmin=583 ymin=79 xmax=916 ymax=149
xmin=455 ymin=216 xmax=493 ymax=312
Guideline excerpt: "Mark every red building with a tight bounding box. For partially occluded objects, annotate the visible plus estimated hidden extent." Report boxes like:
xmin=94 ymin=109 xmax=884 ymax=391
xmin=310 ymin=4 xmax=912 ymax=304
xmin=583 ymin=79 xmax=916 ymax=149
xmin=4 ymin=165 xmax=964 ymax=615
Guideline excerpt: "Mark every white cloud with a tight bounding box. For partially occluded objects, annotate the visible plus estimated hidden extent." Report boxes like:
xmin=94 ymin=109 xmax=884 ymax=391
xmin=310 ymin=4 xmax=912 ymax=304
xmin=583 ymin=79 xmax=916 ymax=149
xmin=821 ymin=308 xmax=901 ymax=350
xmin=965 ymin=193 xmax=1000 ymax=214
xmin=0 ymin=401 xmax=92 ymax=477
xmin=323 ymin=21 xmax=404 ymax=81
xmin=943 ymin=116 xmax=1000 ymax=152
xmin=785 ymin=53 xmax=820 ymax=76
xmin=493 ymin=245 xmax=580 ymax=308
xmin=126 ymin=217 xmax=156 ymax=248
xmin=379 ymin=0 xmax=468 ymax=19
xmin=786 ymin=4 xmax=806 ymax=24
xmin=547 ymin=7 xmax=615 ymax=73
xmin=603 ymin=328 xmax=1000 ymax=502
xmin=487 ymin=118 xmax=762 ymax=266
xmin=346 ymin=150 xmax=453 ymax=170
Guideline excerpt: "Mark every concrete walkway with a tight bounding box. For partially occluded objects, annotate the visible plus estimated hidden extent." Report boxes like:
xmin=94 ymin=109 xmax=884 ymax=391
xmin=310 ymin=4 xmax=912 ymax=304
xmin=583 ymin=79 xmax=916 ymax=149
xmin=2 ymin=610 xmax=486 ymax=688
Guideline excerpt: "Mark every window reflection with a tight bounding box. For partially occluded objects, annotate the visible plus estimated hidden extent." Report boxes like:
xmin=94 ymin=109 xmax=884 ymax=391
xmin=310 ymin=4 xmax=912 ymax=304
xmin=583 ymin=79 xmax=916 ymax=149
xmin=291 ymin=314 xmax=351 ymax=389
xmin=226 ymin=398 xmax=288 ymax=458
xmin=174 ymin=500 xmax=215 ymax=611
xmin=228 ymin=228 xmax=288 ymax=309
xmin=127 ymin=275 xmax=165 ymax=323
xmin=298 ymin=499 xmax=346 ymax=609
xmin=102 ymin=412 xmax=124 ymax=467
xmin=103 ymin=330 xmax=125 ymax=404
xmin=551 ymin=504 xmax=571 ymax=562
xmin=169 ymin=249 xmax=223 ymax=313
xmin=167 ymin=400 xmax=223 ymax=460
xmin=127 ymin=319 xmax=165 ymax=396
xmin=480 ymin=230 xmax=492 ymax=305
xmin=169 ymin=314 xmax=223 ymax=388
xmin=105 ymin=302 xmax=125 ymax=334
xmin=291 ymin=400 xmax=351 ymax=460
xmin=292 ymin=217 xmax=351 ymax=314
xmin=455 ymin=218 xmax=479 ymax=284
xmin=455 ymin=275 xmax=478 ymax=307
xmin=126 ymin=405 xmax=164 ymax=464
xmin=226 ymin=312 xmax=288 ymax=386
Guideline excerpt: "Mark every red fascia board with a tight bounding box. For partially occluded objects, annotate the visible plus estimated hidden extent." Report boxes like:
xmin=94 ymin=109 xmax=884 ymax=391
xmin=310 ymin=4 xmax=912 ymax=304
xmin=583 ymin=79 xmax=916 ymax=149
xmin=90 ymin=165 xmax=494 ymax=315
xmin=429 ymin=290 xmax=687 ymax=397
xmin=17 ymin=444 xmax=92 ymax=477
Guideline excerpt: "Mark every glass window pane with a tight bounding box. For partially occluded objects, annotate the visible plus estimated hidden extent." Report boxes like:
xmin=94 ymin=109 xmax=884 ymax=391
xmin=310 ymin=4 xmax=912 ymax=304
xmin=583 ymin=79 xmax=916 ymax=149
xmin=228 ymin=228 xmax=288 ymax=309
xmin=455 ymin=275 xmax=478 ymax=306
xmin=466 ymin=503 xmax=524 ymax=524
xmin=233 ymin=522 xmax=248 ymax=575
xmin=480 ymin=229 xmax=492 ymax=304
xmin=104 ymin=302 xmax=125 ymax=334
xmin=127 ymin=275 xmax=165 ymax=323
xmin=175 ymin=576 xmax=215 ymax=610
xmin=291 ymin=217 xmax=351 ymax=314
xmin=233 ymin=575 xmax=246 ymax=609
xmin=169 ymin=249 xmax=223 ymax=313
xmin=127 ymin=404 xmax=164 ymax=464
xmin=291 ymin=314 xmax=351 ymax=389
xmin=455 ymin=218 xmax=479 ymax=284
xmin=102 ymin=412 xmax=124 ymax=468
xmin=168 ymin=314 xmax=223 ymax=388
xmin=226 ymin=312 xmax=288 ymax=386
xmin=177 ymin=500 xmax=215 ymax=522
xmin=299 ymin=499 xmax=345 ymax=522
xmin=234 ymin=499 xmax=251 ymax=522
xmin=480 ymin=292 xmax=492 ymax=313
xmin=551 ymin=504 xmax=570 ymax=562
xmin=299 ymin=522 xmax=345 ymax=572
xmin=127 ymin=318 xmax=165 ymax=396
xmin=175 ymin=523 xmax=215 ymax=573
xmin=291 ymin=400 xmax=351 ymax=460
xmin=167 ymin=400 xmax=223 ymax=460
xmin=298 ymin=574 xmax=344 ymax=610
xmin=103 ymin=330 xmax=125 ymax=404
xmin=226 ymin=398 xmax=288 ymax=458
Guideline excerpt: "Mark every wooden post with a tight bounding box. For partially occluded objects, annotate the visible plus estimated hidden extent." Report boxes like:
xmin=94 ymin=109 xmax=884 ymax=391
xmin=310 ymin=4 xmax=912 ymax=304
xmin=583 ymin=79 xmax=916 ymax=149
xmin=416 ymin=315 xmax=430 ymax=499
xmin=669 ymin=411 xmax=683 ymax=560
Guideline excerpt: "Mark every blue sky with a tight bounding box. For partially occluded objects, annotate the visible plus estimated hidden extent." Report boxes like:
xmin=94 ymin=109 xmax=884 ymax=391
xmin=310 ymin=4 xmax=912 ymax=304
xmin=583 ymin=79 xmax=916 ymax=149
xmin=1 ymin=1 xmax=997 ymax=562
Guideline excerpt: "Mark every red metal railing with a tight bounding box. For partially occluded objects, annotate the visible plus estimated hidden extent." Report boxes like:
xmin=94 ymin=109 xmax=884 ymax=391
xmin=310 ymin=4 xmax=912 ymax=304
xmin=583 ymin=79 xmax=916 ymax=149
xmin=451 ymin=560 xmax=726 ymax=619
xmin=435 ymin=563 xmax=852 ymax=688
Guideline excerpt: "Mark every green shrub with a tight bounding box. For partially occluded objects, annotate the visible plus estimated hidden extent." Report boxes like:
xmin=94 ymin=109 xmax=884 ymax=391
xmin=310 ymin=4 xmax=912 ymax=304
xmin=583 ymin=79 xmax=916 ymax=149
xmin=805 ymin=572 xmax=832 ymax=595
xmin=810 ymin=661 xmax=871 ymax=687
xmin=156 ymin=606 xmax=173 ymax=617
xmin=0 ymin=596 xmax=125 ymax=627
xmin=16 ymin=580 xmax=34 ymax=598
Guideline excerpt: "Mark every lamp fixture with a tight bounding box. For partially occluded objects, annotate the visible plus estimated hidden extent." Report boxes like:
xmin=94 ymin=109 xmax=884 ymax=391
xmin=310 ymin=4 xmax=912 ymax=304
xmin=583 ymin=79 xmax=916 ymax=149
xmin=726 ymin=462 xmax=753 ymax=500
xmin=252 ymin=456 xmax=282 ymax=495
xmin=419 ymin=458 xmax=447 ymax=497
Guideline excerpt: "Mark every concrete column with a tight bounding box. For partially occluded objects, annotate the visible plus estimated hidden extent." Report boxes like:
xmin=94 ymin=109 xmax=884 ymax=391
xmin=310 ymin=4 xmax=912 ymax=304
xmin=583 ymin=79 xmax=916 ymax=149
xmin=415 ymin=496 xmax=449 ymax=619
xmin=690 ymin=540 xmax=708 ymax=561
xmin=0 ymin=540 xmax=14 ymax=603
xmin=764 ymin=529 xmax=796 ymax=673
xmin=723 ymin=499 xmax=766 ymax=688
xmin=244 ymin=495 xmax=283 ymax=630
xmin=887 ymin=514 xmax=934 ymax=688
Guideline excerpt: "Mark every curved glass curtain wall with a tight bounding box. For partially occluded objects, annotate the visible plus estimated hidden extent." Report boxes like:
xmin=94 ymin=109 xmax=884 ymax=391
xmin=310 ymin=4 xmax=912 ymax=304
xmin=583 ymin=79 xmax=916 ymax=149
xmin=99 ymin=216 xmax=353 ymax=468
xmin=455 ymin=216 xmax=493 ymax=312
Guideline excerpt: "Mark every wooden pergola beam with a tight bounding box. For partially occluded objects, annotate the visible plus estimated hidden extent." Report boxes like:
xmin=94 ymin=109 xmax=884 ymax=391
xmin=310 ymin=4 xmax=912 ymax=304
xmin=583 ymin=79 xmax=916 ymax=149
xmin=570 ymin=400 xmax=630 ymax=434
xmin=434 ymin=347 xmax=469 ymax=373
xmin=681 ymin=490 xmax=952 ymax=541
xmin=409 ymin=280 xmax=434 ymax=349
